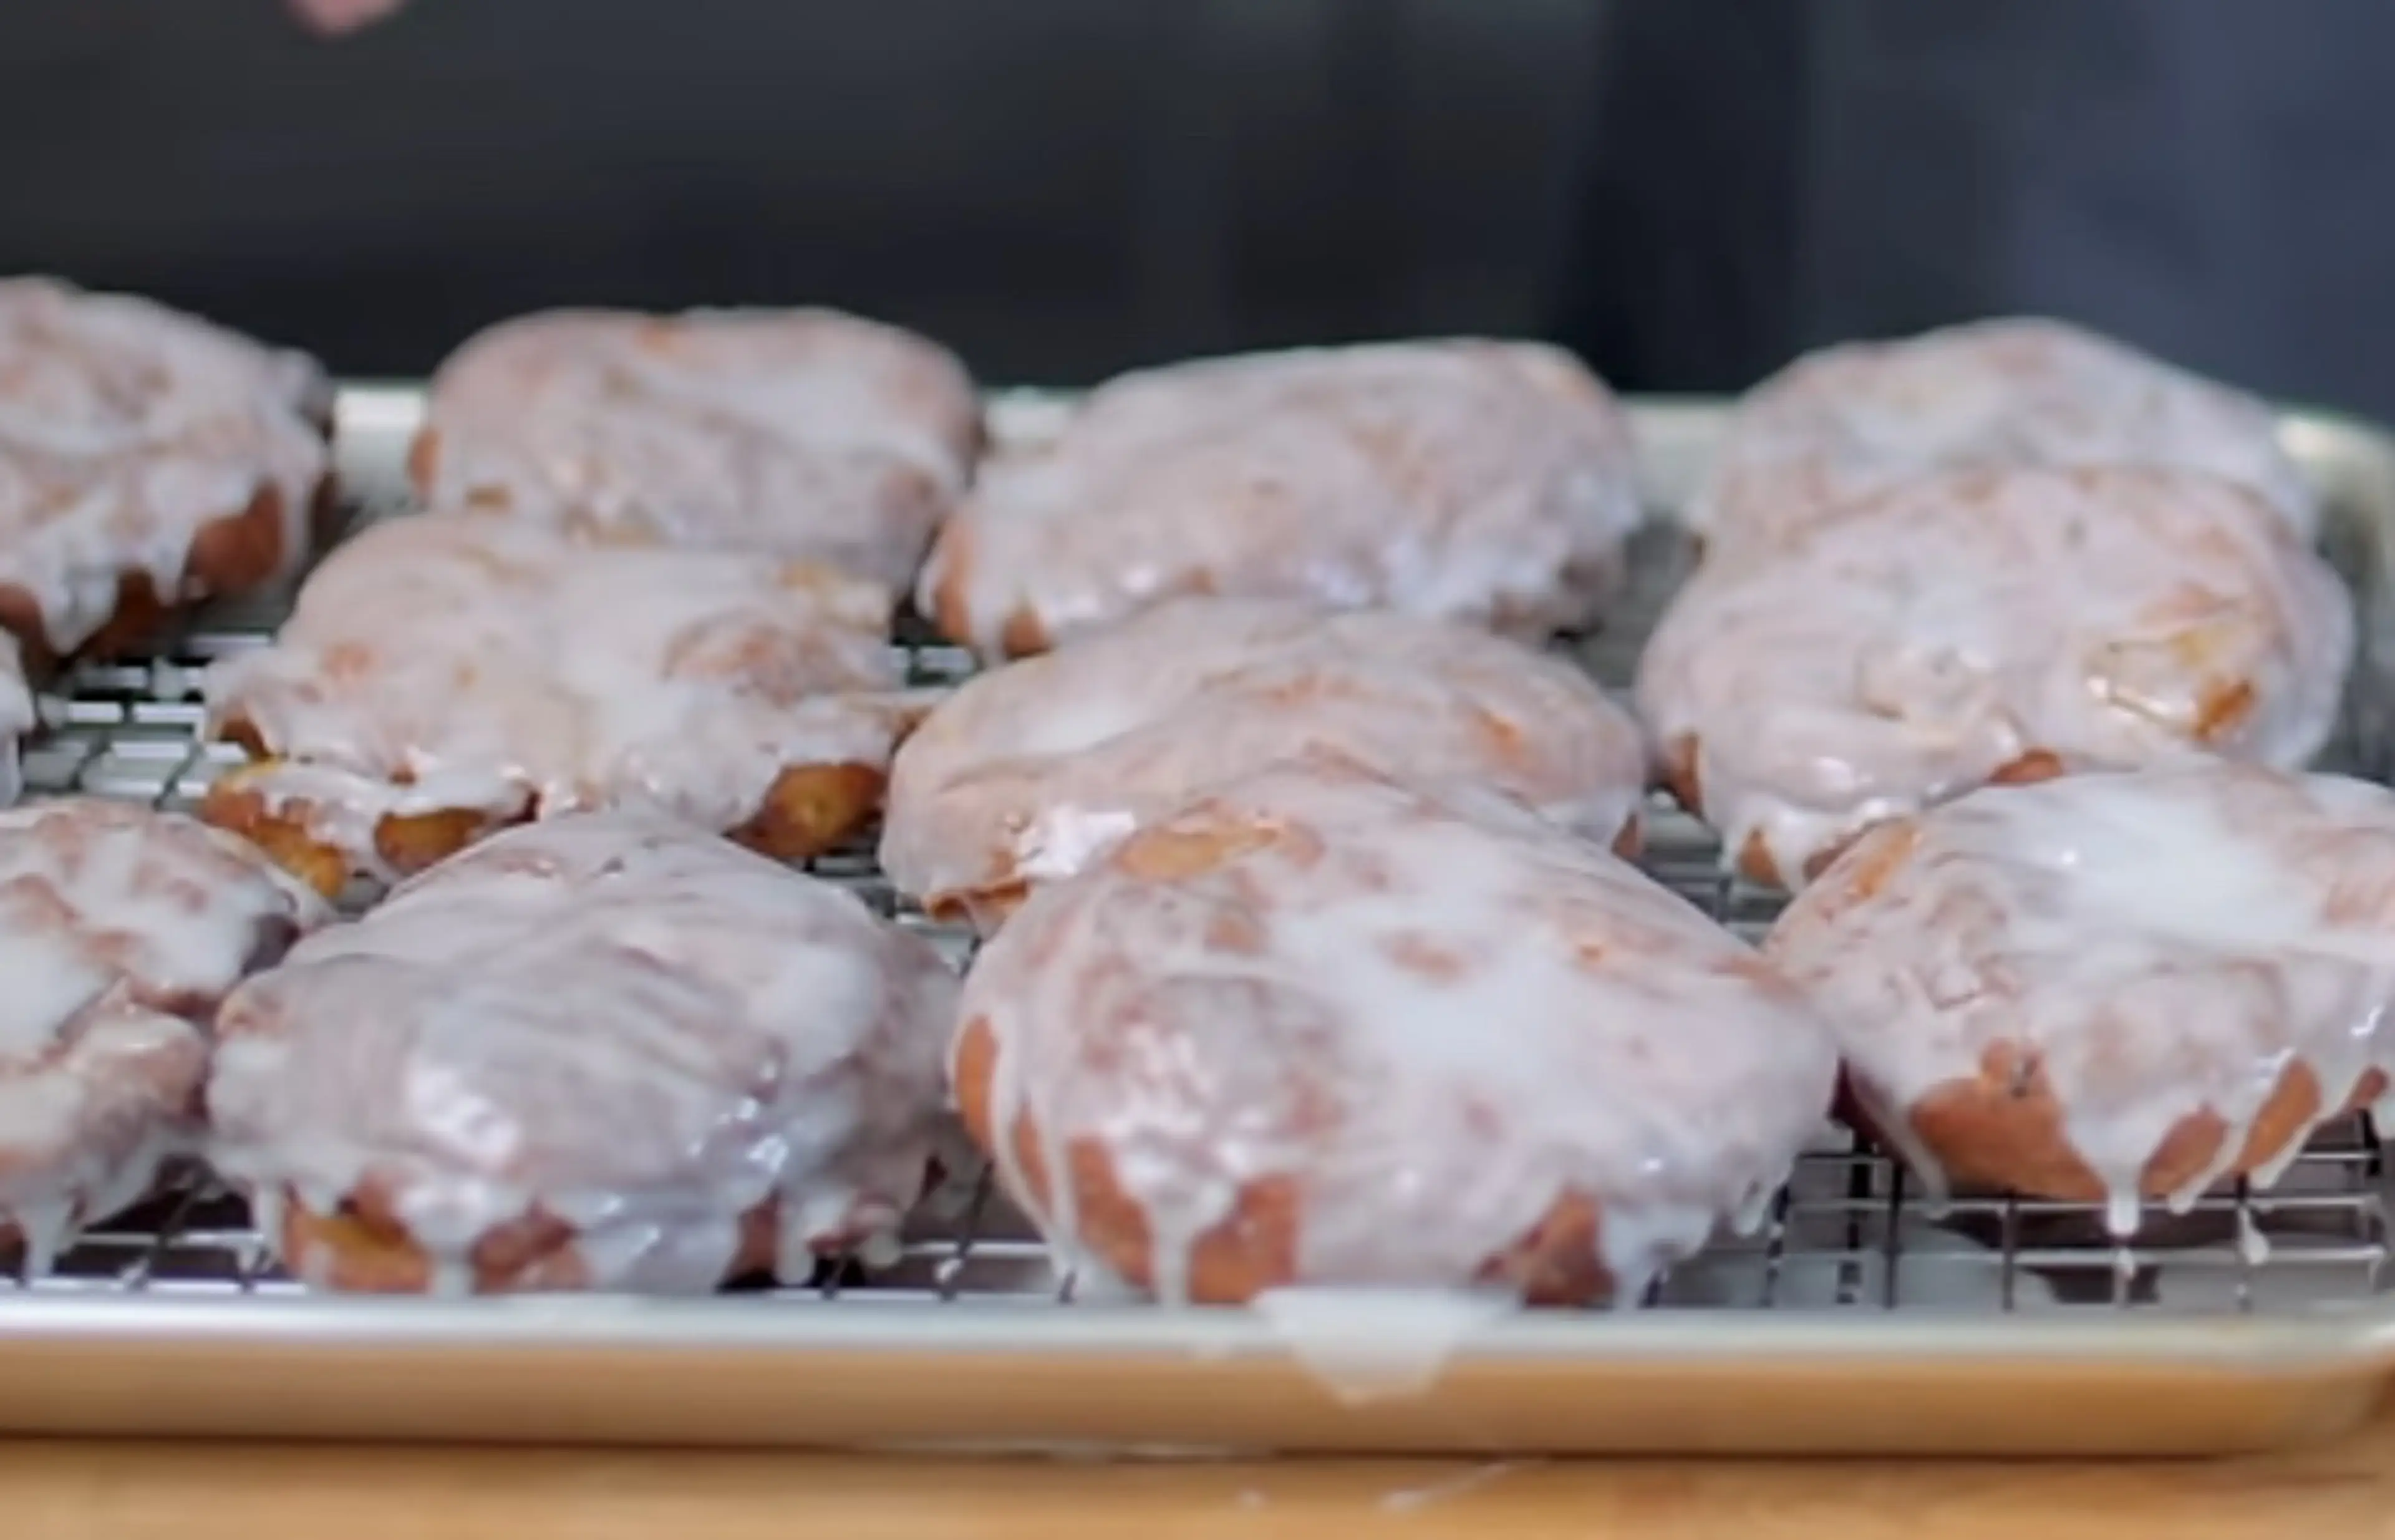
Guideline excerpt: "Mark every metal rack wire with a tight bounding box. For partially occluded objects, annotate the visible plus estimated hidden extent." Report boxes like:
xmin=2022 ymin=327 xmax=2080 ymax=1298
xmin=9 ymin=392 xmax=2389 ymax=1322
xmin=12 ymin=592 xmax=2384 ymax=1319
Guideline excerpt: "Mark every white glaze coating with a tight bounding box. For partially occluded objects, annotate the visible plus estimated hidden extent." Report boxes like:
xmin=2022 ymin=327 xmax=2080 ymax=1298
xmin=1767 ymin=762 xmax=2395 ymax=1235
xmin=420 ymin=308 xmax=980 ymax=589
xmin=0 ymin=799 xmax=324 ymax=1268
xmin=957 ymin=760 xmax=1839 ymax=1305
xmin=919 ymin=341 xmax=1643 ymax=656
xmin=207 ymin=811 xmax=957 ymax=1293
xmin=1690 ymin=317 xmax=2314 ymax=548
xmin=1635 ymin=465 xmax=2352 ymax=886
xmin=880 ymin=597 xmax=1650 ymax=916
xmin=201 ymin=511 xmax=912 ymax=883
xmin=0 ymin=276 xmax=329 ymax=652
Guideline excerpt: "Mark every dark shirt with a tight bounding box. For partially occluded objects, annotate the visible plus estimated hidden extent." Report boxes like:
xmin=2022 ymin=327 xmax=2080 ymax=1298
xmin=7 ymin=0 xmax=2393 ymax=416
xmin=1556 ymin=0 xmax=2395 ymax=417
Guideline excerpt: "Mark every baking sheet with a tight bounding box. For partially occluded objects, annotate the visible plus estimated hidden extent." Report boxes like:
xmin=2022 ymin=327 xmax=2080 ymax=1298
xmin=4 ymin=387 xmax=2393 ymax=1458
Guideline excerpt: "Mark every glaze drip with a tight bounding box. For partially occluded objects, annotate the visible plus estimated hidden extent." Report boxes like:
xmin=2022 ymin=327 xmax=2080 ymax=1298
xmin=1769 ymin=763 xmax=2395 ymax=1234
xmin=956 ymin=760 xmax=1839 ymax=1306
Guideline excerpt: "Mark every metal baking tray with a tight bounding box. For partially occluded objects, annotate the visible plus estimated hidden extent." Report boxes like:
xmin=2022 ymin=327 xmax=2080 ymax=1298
xmin=4 ymin=385 xmax=2394 ymax=1458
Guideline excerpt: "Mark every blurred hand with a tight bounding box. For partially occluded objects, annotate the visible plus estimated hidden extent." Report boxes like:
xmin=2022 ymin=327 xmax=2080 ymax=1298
xmin=288 ymin=0 xmax=405 ymax=34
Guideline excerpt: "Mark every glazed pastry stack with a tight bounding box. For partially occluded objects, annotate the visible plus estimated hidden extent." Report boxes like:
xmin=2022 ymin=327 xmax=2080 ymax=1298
xmin=920 ymin=339 xmax=1645 ymax=655
xmin=0 ymin=278 xmax=333 ymax=804
xmin=201 ymin=511 xmax=920 ymax=895
xmin=1642 ymin=319 xmax=2387 ymax=1239
xmin=0 ymin=283 xmax=2378 ymax=1305
xmin=0 ymin=800 xmax=322 ymax=1271
xmin=1769 ymin=762 xmax=2395 ymax=1235
xmin=413 ymin=307 xmax=982 ymax=590
xmin=1639 ymin=319 xmax=2353 ymax=886
xmin=949 ymin=757 xmax=1838 ymax=1306
xmin=210 ymin=811 xmax=957 ymax=1294
xmin=878 ymin=596 xmax=1652 ymax=927
xmin=1640 ymin=462 xmax=2351 ymax=886
xmin=0 ymin=277 xmax=331 ymax=666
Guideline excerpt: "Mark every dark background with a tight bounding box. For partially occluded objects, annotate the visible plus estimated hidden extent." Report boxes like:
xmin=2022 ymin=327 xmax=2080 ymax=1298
xmin=0 ymin=0 xmax=1602 ymax=384
xmin=8 ymin=0 xmax=2395 ymax=415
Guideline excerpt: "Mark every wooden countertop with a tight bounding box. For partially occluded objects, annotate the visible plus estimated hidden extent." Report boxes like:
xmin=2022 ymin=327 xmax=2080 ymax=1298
xmin=15 ymin=1394 xmax=2395 ymax=1540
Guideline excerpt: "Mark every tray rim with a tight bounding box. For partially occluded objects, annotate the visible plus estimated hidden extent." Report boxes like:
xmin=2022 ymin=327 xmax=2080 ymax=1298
xmin=9 ymin=382 xmax=2395 ymax=1458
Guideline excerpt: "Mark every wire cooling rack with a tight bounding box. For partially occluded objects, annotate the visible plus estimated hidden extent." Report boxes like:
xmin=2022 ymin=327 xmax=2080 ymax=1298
xmin=16 ymin=377 xmax=2395 ymax=1322
xmin=7 ymin=510 xmax=2383 ymax=1323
